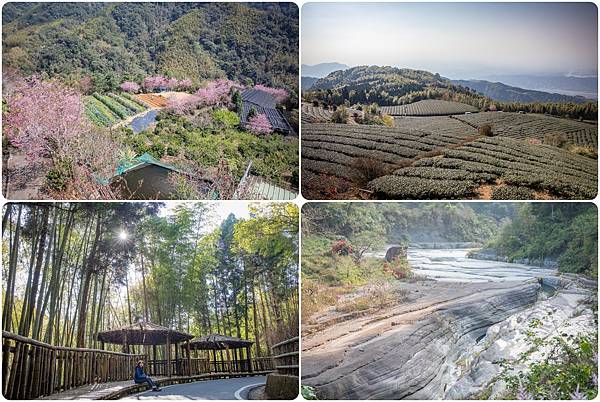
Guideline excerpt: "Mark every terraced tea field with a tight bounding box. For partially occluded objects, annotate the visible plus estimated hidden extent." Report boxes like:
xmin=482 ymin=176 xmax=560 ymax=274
xmin=302 ymin=122 xmax=478 ymax=182
xmin=301 ymin=103 xmax=333 ymax=123
xmin=380 ymin=99 xmax=478 ymax=116
xmin=301 ymin=121 xmax=598 ymax=200
xmin=84 ymin=92 xmax=148 ymax=127
xmin=301 ymin=103 xmax=364 ymax=123
xmin=369 ymin=137 xmax=597 ymax=199
xmin=452 ymin=112 xmax=598 ymax=147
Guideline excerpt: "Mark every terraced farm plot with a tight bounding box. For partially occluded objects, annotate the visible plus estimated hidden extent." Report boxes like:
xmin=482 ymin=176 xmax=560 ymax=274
xmin=136 ymin=93 xmax=167 ymax=108
xmin=368 ymin=137 xmax=597 ymax=200
xmin=84 ymin=93 xmax=148 ymax=127
xmin=302 ymin=120 xmax=598 ymax=200
xmin=301 ymin=103 xmax=364 ymax=123
xmin=301 ymin=103 xmax=333 ymax=123
xmin=392 ymin=116 xmax=478 ymax=138
xmin=452 ymin=112 xmax=598 ymax=147
xmin=381 ymin=99 xmax=479 ymax=116
xmin=301 ymin=122 xmax=479 ymax=184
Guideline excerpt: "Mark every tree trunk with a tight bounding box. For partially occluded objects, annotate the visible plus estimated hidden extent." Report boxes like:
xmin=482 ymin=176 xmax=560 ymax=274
xmin=2 ymin=205 xmax=22 ymax=332
xmin=21 ymin=206 xmax=50 ymax=337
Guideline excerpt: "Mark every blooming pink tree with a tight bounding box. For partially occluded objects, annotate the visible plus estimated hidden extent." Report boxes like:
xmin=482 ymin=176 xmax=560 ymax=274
xmin=120 ymin=81 xmax=140 ymax=93
xmin=177 ymin=78 xmax=193 ymax=91
xmin=254 ymin=84 xmax=288 ymax=103
xmin=143 ymin=76 xmax=168 ymax=92
xmin=247 ymin=113 xmax=272 ymax=135
xmin=166 ymin=78 xmax=180 ymax=90
xmin=196 ymin=79 xmax=242 ymax=106
xmin=167 ymin=95 xmax=202 ymax=115
xmin=4 ymin=76 xmax=87 ymax=161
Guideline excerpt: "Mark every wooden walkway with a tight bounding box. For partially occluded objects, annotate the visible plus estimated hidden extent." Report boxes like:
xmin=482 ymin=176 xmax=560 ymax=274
xmin=39 ymin=372 xmax=272 ymax=400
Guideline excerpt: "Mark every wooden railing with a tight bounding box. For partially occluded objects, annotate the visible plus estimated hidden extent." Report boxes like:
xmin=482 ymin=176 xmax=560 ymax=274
xmin=145 ymin=356 xmax=274 ymax=376
xmin=2 ymin=331 xmax=277 ymax=400
xmin=271 ymin=337 xmax=299 ymax=376
xmin=2 ymin=331 xmax=144 ymax=400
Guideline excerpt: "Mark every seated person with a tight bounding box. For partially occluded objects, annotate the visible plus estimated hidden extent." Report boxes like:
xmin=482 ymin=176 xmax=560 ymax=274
xmin=134 ymin=360 xmax=161 ymax=391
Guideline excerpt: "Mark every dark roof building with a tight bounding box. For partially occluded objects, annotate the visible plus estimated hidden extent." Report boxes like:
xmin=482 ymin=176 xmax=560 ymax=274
xmin=241 ymin=88 xmax=277 ymax=109
xmin=240 ymin=88 xmax=292 ymax=134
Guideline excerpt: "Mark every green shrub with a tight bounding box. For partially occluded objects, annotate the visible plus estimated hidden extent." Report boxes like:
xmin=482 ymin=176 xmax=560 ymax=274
xmin=479 ymin=123 xmax=494 ymax=137
xmin=149 ymin=142 xmax=166 ymax=158
xmin=331 ymin=107 xmax=349 ymax=123
xmin=46 ymin=159 xmax=73 ymax=191
xmin=502 ymin=331 xmax=598 ymax=400
xmin=212 ymin=108 xmax=240 ymax=128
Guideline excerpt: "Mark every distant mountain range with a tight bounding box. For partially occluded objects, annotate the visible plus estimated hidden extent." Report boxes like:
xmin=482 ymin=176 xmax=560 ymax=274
xmin=451 ymin=79 xmax=593 ymax=104
xmin=480 ymin=74 xmax=598 ymax=99
xmin=301 ymin=62 xmax=349 ymax=78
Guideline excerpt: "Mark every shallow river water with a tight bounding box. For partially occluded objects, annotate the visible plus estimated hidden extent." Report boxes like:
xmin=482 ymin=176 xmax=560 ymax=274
xmin=374 ymin=247 xmax=556 ymax=283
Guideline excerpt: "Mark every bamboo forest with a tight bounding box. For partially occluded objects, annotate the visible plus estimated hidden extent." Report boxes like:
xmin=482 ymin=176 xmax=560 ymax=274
xmin=1 ymin=202 xmax=299 ymax=400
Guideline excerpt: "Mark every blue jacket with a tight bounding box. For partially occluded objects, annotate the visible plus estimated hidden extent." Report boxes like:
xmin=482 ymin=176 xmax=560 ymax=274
xmin=135 ymin=366 xmax=147 ymax=381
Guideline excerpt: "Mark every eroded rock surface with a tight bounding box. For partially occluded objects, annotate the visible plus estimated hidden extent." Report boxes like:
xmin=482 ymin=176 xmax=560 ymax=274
xmin=302 ymin=257 xmax=595 ymax=400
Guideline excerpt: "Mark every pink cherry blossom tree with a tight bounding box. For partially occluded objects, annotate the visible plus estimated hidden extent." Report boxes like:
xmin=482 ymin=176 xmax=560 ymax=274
xmin=247 ymin=113 xmax=273 ymax=134
xmin=195 ymin=79 xmax=242 ymax=106
xmin=4 ymin=76 xmax=87 ymax=162
xmin=166 ymin=77 xmax=180 ymax=90
xmin=254 ymin=84 xmax=288 ymax=103
xmin=167 ymin=95 xmax=202 ymax=115
xmin=143 ymin=76 xmax=168 ymax=92
xmin=177 ymin=78 xmax=193 ymax=91
xmin=120 ymin=81 xmax=140 ymax=93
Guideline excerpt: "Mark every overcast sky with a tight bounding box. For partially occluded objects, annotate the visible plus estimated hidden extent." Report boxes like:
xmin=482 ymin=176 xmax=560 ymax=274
xmin=302 ymin=2 xmax=598 ymax=79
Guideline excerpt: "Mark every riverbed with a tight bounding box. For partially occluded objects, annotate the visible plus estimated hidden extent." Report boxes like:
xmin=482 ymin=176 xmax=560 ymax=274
xmin=302 ymin=246 xmax=595 ymax=400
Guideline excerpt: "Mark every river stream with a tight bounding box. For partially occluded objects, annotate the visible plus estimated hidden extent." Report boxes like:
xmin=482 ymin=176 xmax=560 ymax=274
xmin=373 ymin=246 xmax=556 ymax=283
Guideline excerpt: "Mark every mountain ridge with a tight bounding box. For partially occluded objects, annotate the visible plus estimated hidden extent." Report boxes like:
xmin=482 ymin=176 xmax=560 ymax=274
xmin=451 ymin=79 xmax=592 ymax=104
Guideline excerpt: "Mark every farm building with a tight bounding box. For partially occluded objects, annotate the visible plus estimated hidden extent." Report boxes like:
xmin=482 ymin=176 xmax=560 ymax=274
xmin=100 ymin=153 xmax=195 ymax=199
xmin=241 ymin=88 xmax=292 ymax=134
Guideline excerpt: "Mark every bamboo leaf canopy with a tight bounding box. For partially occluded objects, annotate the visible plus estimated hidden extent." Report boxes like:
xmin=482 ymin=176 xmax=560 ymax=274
xmin=189 ymin=334 xmax=254 ymax=350
xmin=97 ymin=321 xmax=193 ymax=345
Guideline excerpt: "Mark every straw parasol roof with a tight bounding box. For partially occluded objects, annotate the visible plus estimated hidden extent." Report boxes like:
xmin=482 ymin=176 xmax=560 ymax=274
xmin=97 ymin=321 xmax=193 ymax=345
xmin=189 ymin=334 xmax=254 ymax=350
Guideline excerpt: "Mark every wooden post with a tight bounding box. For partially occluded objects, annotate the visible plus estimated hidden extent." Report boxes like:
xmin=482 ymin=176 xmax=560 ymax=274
xmin=212 ymin=349 xmax=217 ymax=373
xmin=246 ymin=345 xmax=253 ymax=373
xmin=224 ymin=345 xmax=232 ymax=374
xmin=174 ymin=341 xmax=179 ymax=376
xmin=152 ymin=345 xmax=157 ymax=376
xmin=186 ymin=340 xmax=191 ymax=376
xmin=122 ymin=331 xmax=129 ymax=354
xmin=166 ymin=334 xmax=171 ymax=377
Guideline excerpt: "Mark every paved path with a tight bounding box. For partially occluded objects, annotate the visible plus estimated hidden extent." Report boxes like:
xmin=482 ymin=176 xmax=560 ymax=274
xmin=125 ymin=376 xmax=267 ymax=400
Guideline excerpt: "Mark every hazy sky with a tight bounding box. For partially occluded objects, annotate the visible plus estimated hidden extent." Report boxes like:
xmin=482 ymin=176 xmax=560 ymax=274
xmin=302 ymin=2 xmax=598 ymax=78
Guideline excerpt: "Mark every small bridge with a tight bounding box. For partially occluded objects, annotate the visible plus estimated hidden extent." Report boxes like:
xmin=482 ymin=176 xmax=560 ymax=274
xmin=2 ymin=331 xmax=274 ymax=400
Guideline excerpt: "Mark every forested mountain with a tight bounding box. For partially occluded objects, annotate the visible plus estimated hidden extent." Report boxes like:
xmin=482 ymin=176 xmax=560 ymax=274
xmin=486 ymin=203 xmax=597 ymax=276
xmin=301 ymin=76 xmax=319 ymax=91
xmin=2 ymin=2 xmax=298 ymax=91
xmin=302 ymin=203 xmax=515 ymax=245
xmin=304 ymin=65 xmax=598 ymax=120
xmin=451 ymin=79 xmax=592 ymax=104
xmin=305 ymin=65 xmax=478 ymax=106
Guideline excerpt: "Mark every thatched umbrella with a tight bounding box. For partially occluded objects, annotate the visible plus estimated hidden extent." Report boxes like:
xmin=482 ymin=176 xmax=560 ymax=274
xmin=189 ymin=334 xmax=254 ymax=374
xmin=97 ymin=321 xmax=193 ymax=377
